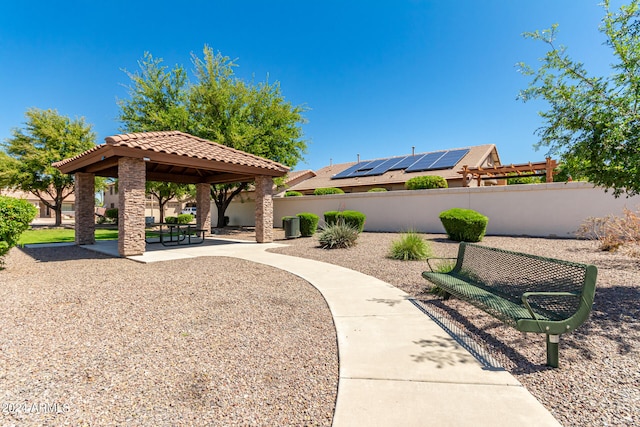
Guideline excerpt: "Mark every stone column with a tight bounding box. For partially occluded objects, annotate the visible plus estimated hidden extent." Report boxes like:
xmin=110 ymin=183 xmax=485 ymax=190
xmin=118 ymin=157 xmax=146 ymax=256
xmin=254 ymin=175 xmax=274 ymax=243
xmin=196 ymin=182 xmax=211 ymax=237
xmin=75 ymin=172 xmax=95 ymax=245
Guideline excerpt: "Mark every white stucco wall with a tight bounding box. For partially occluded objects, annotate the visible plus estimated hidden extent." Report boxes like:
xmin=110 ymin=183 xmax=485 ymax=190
xmin=215 ymin=182 xmax=638 ymax=237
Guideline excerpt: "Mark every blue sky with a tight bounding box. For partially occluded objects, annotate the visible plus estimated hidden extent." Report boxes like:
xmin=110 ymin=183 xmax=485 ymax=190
xmin=0 ymin=1 xmax=619 ymax=171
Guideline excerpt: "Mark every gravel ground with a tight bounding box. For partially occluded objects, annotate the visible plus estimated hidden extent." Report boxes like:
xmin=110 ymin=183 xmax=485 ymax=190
xmin=2 ymin=228 xmax=638 ymax=427
xmin=254 ymin=228 xmax=639 ymax=427
xmin=0 ymin=245 xmax=338 ymax=426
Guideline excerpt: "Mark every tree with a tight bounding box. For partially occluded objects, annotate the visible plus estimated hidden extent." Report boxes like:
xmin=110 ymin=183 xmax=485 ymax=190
xmin=0 ymin=108 xmax=97 ymax=225
xmin=518 ymin=0 xmax=640 ymax=196
xmin=118 ymin=45 xmax=308 ymax=227
xmin=146 ymin=181 xmax=193 ymax=223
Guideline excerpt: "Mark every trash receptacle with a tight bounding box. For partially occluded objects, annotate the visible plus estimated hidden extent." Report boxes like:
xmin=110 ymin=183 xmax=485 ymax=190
xmin=282 ymin=216 xmax=300 ymax=239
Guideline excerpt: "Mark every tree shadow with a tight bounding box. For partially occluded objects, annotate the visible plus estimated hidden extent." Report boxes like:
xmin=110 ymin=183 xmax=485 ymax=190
xmin=367 ymin=297 xmax=413 ymax=307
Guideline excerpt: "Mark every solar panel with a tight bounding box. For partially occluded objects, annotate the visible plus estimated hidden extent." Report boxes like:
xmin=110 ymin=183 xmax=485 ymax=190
xmin=331 ymin=148 xmax=471 ymax=179
xmin=364 ymin=157 xmax=403 ymax=176
xmin=387 ymin=155 xmax=422 ymax=171
xmin=332 ymin=162 xmax=369 ymax=179
xmin=429 ymin=149 xmax=470 ymax=170
xmin=404 ymin=152 xmax=446 ymax=172
xmin=350 ymin=159 xmax=388 ymax=177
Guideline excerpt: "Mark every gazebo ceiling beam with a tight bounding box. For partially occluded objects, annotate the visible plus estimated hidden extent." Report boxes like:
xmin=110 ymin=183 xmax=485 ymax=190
xmin=84 ymin=156 xmax=119 ymax=174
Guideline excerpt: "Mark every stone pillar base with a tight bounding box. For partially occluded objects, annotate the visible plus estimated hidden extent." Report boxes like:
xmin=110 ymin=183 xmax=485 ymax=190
xmin=196 ymin=183 xmax=211 ymax=237
xmin=118 ymin=157 xmax=146 ymax=256
xmin=254 ymin=176 xmax=274 ymax=243
xmin=75 ymin=172 xmax=95 ymax=245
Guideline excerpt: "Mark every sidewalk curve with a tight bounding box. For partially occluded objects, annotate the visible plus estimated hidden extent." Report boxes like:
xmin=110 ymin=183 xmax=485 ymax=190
xmin=85 ymin=239 xmax=562 ymax=427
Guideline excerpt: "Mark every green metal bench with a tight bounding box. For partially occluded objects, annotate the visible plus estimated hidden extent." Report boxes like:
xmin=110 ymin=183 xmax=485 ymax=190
xmin=422 ymin=242 xmax=597 ymax=368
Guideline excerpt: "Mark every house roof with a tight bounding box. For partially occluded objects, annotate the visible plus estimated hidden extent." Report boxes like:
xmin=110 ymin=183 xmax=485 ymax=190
xmin=282 ymin=169 xmax=316 ymax=187
xmin=287 ymin=144 xmax=500 ymax=192
xmin=53 ymin=131 xmax=290 ymax=184
xmin=1 ymin=188 xmax=75 ymax=203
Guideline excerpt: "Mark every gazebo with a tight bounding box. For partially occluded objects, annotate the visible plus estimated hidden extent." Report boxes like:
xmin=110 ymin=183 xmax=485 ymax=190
xmin=53 ymin=131 xmax=289 ymax=256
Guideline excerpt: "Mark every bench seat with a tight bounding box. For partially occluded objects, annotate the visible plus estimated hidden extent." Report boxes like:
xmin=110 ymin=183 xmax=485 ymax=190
xmin=422 ymin=271 xmax=547 ymax=323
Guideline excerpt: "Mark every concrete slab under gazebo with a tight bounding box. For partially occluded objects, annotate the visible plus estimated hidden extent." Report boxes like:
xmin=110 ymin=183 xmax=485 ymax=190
xmin=53 ymin=131 xmax=289 ymax=256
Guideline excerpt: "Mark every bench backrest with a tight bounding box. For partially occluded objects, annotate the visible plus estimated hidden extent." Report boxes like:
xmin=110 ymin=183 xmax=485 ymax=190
xmin=453 ymin=243 xmax=597 ymax=321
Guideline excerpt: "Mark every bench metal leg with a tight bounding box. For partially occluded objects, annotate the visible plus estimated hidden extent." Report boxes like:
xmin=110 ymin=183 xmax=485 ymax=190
xmin=546 ymin=334 xmax=559 ymax=368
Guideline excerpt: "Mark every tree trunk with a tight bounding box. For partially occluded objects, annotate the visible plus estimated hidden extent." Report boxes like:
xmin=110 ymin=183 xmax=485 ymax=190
xmin=159 ymin=200 xmax=167 ymax=223
xmin=215 ymin=202 xmax=228 ymax=228
xmin=55 ymin=207 xmax=63 ymax=226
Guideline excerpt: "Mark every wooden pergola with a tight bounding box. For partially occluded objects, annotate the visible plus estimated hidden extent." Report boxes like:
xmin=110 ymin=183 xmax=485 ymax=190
xmin=458 ymin=157 xmax=558 ymax=187
xmin=53 ymin=131 xmax=289 ymax=256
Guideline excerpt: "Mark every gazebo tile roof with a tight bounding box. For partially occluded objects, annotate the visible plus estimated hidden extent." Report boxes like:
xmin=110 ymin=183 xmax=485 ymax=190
xmin=53 ymin=131 xmax=289 ymax=173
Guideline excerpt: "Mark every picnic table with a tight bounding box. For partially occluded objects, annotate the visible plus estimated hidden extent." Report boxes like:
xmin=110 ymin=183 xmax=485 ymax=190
xmin=145 ymin=223 xmax=206 ymax=246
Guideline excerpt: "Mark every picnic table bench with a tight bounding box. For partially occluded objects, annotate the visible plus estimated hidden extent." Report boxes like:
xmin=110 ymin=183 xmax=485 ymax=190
xmin=422 ymin=242 xmax=597 ymax=368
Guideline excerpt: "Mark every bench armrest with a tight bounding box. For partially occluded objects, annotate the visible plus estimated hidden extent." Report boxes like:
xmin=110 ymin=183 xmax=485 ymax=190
xmin=426 ymin=257 xmax=458 ymax=272
xmin=521 ymin=291 xmax=579 ymax=321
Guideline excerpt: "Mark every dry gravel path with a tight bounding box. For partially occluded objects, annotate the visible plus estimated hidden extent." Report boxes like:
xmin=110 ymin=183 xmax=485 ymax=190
xmin=263 ymin=230 xmax=639 ymax=427
xmin=0 ymin=245 xmax=337 ymax=426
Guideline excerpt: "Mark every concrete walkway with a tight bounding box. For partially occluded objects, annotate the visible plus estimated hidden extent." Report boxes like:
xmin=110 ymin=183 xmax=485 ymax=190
xmin=77 ymin=238 xmax=561 ymax=427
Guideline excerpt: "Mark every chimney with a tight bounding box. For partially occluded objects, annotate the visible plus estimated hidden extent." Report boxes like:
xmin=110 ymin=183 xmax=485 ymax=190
xmin=357 ymin=153 xmax=360 ymax=163
xmin=412 ymin=146 xmax=415 ymax=156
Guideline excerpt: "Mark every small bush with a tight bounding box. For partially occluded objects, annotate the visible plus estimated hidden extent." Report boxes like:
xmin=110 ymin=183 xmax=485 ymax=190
xmin=285 ymin=191 xmax=303 ymax=197
xmin=323 ymin=211 xmax=339 ymax=226
xmin=323 ymin=210 xmax=366 ymax=232
xmin=297 ymin=212 xmax=319 ymax=237
xmin=177 ymin=214 xmax=193 ymax=224
xmin=165 ymin=216 xmax=178 ymax=224
xmin=506 ymin=175 xmax=544 ymax=185
xmin=0 ymin=196 xmax=38 ymax=266
xmin=388 ymin=231 xmax=432 ymax=260
xmin=439 ymin=208 xmax=488 ymax=242
xmin=318 ymin=220 xmax=360 ymax=249
xmin=105 ymin=208 xmax=118 ymax=224
xmin=406 ymin=176 xmax=448 ymax=190
xmin=314 ymin=187 xmax=345 ymax=196
xmin=341 ymin=210 xmax=366 ymax=232
xmin=368 ymin=187 xmax=388 ymax=192
xmin=577 ymin=207 xmax=640 ymax=255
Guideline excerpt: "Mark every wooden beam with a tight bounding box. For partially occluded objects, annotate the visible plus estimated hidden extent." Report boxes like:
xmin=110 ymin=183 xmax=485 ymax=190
xmin=84 ymin=156 xmax=120 ymax=174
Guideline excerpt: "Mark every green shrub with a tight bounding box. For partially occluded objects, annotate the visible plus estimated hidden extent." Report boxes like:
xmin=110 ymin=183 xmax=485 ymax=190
xmin=506 ymin=175 xmax=544 ymax=185
xmin=341 ymin=210 xmax=366 ymax=232
xmin=177 ymin=214 xmax=193 ymax=224
xmin=318 ymin=220 xmax=360 ymax=249
xmin=105 ymin=208 xmax=118 ymax=224
xmin=0 ymin=196 xmax=38 ymax=266
xmin=323 ymin=211 xmax=339 ymax=226
xmin=406 ymin=175 xmax=448 ymax=190
xmin=297 ymin=212 xmax=319 ymax=237
xmin=368 ymin=187 xmax=388 ymax=192
xmin=285 ymin=190 xmax=303 ymax=197
xmin=314 ymin=187 xmax=345 ymax=196
xmin=439 ymin=208 xmax=488 ymax=242
xmin=388 ymin=231 xmax=432 ymax=261
xmin=323 ymin=210 xmax=366 ymax=232
xmin=165 ymin=216 xmax=178 ymax=224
